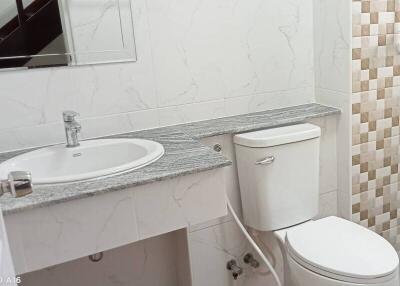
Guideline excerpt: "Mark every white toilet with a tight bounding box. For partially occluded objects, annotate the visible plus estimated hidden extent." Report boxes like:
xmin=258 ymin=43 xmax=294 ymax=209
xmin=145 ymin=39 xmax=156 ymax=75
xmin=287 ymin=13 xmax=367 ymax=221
xmin=234 ymin=123 xmax=399 ymax=286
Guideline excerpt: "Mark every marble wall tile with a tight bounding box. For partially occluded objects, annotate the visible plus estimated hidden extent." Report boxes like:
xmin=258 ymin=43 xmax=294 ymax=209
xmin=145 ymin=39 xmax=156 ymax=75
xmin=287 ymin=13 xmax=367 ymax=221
xmin=146 ymin=0 xmax=314 ymax=108
xmin=5 ymin=189 xmax=139 ymax=274
xmin=314 ymin=0 xmax=351 ymax=93
xmin=157 ymin=100 xmax=225 ymax=127
xmin=200 ymin=135 xmax=242 ymax=214
xmin=0 ymin=68 xmax=52 ymax=130
xmin=38 ymin=62 xmax=157 ymax=124
xmin=224 ymin=87 xmax=314 ymax=117
xmin=21 ymin=232 xmax=181 ymax=286
xmin=316 ymin=190 xmax=338 ymax=219
xmin=0 ymin=0 xmax=157 ymax=152
xmin=314 ymin=0 xmax=353 ymax=220
xmin=188 ymin=220 xmax=284 ymax=286
xmin=176 ymin=229 xmax=192 ymax=286
xmin=0 ymin=108 xmax=161 ymax=152
xmin=134 ymin=169 xmax=226 ymax=240
xmin=80 ymin=109 xmax=160 ymax=139
xmin=0 ymin=123 xmax=65 ymax=153
xmin=5 ymin=168 xmax=226 ymax=274
xmin=0 ymin=0 xmax=315 ymax=153
xmin=316 ymin=88 xmax=352 ymax=219
xmin=190 ymin=134 xmax=243 ymax=232
xmin=188 ymin=220 xmax=249 ymax=286
xmin=309 ymin=116 xmax=339 ymax=194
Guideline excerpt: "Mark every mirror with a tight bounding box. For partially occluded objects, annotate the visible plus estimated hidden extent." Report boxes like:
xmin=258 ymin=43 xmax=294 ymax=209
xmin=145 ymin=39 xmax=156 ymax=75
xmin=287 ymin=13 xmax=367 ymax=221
xmin=0 ymin=0 xmax=136 ymax=70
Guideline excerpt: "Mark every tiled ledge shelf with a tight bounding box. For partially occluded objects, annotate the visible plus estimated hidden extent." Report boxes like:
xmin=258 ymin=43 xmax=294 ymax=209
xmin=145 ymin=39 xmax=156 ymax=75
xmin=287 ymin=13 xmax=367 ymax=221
xmin=0 ymin=103 xmax=340 ymax=215
xmin=176 ymin=103 xmax=340 ymax=139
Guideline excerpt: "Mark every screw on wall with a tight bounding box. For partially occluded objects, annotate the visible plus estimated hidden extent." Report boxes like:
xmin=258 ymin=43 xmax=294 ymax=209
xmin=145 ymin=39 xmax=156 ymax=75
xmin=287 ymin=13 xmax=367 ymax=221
xmin=88 ymin=252 xmax=103 ymax=262
xmin=226 ymin=259 xmax=243 ymax=280
xmin=213 ymin=144 xmax=222 ymax=152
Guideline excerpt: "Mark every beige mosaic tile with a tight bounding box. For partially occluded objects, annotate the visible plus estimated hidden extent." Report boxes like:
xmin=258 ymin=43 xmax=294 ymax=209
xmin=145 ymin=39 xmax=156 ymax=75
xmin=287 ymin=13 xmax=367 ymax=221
xmin=352 ymin=0 xmax=400 ymax=249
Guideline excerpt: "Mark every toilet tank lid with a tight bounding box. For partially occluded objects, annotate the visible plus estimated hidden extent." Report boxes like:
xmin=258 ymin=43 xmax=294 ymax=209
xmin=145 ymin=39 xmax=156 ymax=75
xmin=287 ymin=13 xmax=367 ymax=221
xmin=233 ymin=123 xmax=321 ymax=148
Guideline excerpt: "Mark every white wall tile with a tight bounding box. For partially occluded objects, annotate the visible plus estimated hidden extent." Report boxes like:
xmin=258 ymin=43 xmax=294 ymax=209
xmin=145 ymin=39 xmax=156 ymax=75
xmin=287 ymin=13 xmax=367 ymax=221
xmin=146 ymin=0 xmax=314 ymax=107
xmin=0 ymin=0 xmax=315 ymax=153
xmin=80 ymin=109 xmax=160 ymax=139
xmin=309 ymin=116 xmax=338 ymax=194
xmin=134 ymin=169 xmax=227 ymax=240
xmin=316 ymin=190 xmax=338 ymax=219
xmin=6 ymin=190 xmax=139 ymax=274
xmin=5 ymin=169 xmax=226 ymax=275
xmin=313 ymin=0 xmax=351 ymax=93
xmin=190 ymin=134 xmax=243 ymax=232
xmin=224 ymin=87 xmax=314 ymax=117
xmin=21 ymin=232 xmax=180 ymax=286
xmin=157 ymin=100 xmax=225 ymax=127
xmin=189 ymin=220 xmax=249 ymax=286
xmin=315 ymin=88 xmax=352 ymax=219
xmin=314 ymin=0 xmax=352 ymax=220
xmin=189 ymin=220 xmax=284 ymax=286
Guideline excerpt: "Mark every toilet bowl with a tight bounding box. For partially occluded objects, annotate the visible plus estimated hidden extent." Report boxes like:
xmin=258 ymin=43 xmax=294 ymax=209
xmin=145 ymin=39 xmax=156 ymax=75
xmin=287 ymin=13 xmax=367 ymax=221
xmin=233 ymin=124 xmax=400 ymax=286
xmin=274 ymin=217 xmax=399 ymax=286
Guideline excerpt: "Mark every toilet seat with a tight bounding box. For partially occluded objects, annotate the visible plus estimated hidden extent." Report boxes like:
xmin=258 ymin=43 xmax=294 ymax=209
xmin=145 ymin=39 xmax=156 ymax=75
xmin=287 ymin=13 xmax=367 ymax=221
xmin=285 ymin=217 xmax=399 ymax=284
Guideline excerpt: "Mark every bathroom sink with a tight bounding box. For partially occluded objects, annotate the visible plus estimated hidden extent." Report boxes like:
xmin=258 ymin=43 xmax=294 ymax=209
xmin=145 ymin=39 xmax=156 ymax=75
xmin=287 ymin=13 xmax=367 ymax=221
xmin=0 ymin=139 xmax=164 ymax=185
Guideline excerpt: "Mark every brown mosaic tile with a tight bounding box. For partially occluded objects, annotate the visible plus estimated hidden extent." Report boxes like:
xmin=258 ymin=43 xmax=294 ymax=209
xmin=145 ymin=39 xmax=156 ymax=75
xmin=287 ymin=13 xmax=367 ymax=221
xmin=353 ymin=48 xmax=362 ymax=60
xmin=353 ymin=0 xmax=400 ymax=250
xmin=361 ymin=58 xmax=370 ymax=69
xmin=378 ymin=35 xmax=386 ymax=46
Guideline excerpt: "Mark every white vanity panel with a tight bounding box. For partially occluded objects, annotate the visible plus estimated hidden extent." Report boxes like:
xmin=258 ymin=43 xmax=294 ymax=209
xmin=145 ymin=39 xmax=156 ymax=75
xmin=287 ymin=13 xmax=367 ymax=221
xmin=5 ymin=189 xmax=139 ymax=275
xmin=135 ymin=169 xmax=226 ymax=240
xmin=21 ymin=231 xmax=187 ymax=286
xmin=0 ymin=206 xmax=16 ymax=286
xmin=4 ymin=169 xmax=226 ymax=274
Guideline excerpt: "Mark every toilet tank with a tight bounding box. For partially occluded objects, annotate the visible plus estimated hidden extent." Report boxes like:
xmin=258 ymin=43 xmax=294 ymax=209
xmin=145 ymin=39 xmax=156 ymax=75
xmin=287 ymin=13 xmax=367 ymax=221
xmin=234 ymin=124 xmax=321 ymax=231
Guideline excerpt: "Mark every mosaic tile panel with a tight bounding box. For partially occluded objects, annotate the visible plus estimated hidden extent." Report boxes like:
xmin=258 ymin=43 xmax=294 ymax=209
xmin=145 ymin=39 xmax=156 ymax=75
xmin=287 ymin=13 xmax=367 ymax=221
xmin=352 ymin=0 xmax=400 ymax=248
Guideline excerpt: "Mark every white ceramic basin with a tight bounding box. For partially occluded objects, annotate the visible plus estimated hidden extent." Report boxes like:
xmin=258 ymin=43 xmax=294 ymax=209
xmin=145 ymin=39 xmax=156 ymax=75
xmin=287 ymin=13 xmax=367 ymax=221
xmin=0 ymin=139 xmax=164 ymax=185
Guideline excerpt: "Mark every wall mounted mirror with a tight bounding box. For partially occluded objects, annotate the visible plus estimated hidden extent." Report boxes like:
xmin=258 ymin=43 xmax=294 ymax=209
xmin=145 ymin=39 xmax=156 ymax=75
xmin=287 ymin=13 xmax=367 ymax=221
xmin=0 ymin=0 xmax=136 ymax=70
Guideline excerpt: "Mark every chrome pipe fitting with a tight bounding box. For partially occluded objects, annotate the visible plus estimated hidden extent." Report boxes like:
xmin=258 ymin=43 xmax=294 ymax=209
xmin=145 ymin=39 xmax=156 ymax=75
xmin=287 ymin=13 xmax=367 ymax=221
xmin=226 ymin=259 xmax=243 ymax=280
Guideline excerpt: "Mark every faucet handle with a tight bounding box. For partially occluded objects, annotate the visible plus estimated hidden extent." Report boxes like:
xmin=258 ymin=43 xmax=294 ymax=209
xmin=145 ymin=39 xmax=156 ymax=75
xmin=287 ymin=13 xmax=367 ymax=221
xmin=0 ymin=171 xmax=33 ymax=198
xmin=63 ymin=110 xmax=80 ymax=122
xmin=8 ymin=171 xmax=33 ymax=198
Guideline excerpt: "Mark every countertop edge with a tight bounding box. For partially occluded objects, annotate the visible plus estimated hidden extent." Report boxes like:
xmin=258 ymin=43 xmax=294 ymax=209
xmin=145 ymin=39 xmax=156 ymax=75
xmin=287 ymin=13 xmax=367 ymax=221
xmin=2 ymin=160 xmax=232 ymax=215
xmin=0 ymin=103 xmax=341 ymax=215
xmin=176 ymin=103 xmax=341 ymax=139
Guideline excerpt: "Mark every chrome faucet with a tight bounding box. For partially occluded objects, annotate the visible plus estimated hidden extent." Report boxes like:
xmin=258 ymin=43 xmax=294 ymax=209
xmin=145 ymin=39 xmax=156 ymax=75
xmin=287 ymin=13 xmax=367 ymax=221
xmin=63 ymin=111 xmax=81 ymax=148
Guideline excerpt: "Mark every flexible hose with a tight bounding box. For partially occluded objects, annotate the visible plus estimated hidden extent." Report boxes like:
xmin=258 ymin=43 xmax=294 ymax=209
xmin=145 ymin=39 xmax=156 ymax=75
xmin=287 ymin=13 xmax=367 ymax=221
xmin=227 ymin=199 xmax=282 ymax=286
xmin=249 ymin=229 xmax=277 ymax=276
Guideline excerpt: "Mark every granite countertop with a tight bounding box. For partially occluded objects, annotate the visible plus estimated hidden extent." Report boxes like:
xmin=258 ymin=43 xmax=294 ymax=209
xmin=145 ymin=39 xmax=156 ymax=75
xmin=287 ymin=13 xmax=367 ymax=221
xmin=176 ymin=103 xmax=340 ymax=139
xmin=0 ymin=103 xmax=340 ymax=215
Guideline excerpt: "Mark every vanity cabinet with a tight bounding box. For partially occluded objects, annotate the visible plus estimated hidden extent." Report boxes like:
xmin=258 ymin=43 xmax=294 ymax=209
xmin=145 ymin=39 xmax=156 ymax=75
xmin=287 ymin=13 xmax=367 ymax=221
xmin=2 ymin=168 xmax=226 ymax=275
